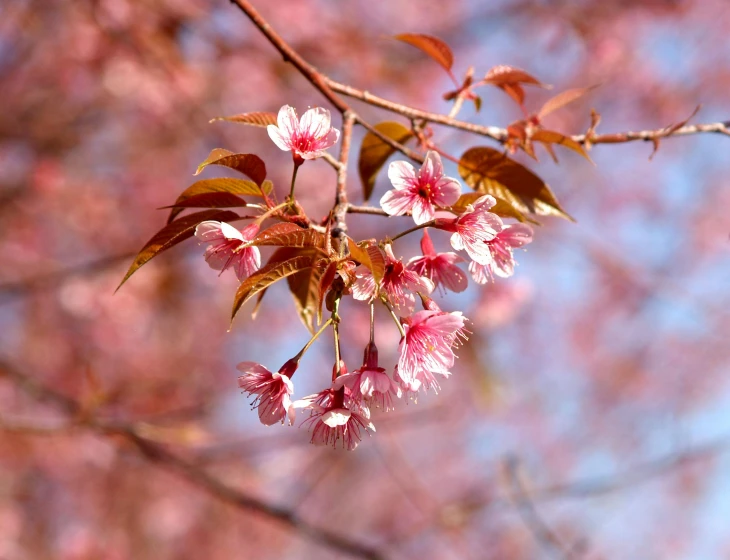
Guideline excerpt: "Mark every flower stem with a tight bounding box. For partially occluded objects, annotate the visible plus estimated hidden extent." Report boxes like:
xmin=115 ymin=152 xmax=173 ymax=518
xmin=294 ymin=318 xmax=333 ymax=362
xmin=289 ymin=160 xmax=302 ymax=203
xmin=389 ymin=220 xmax=435 ymax=243
xmin=369 ymin=302 xmax=375 ymax=344
xmin=331 ymin=296 xmax=342 ymax=378
xmin=381 ymin=298 xmax=406 ymax=338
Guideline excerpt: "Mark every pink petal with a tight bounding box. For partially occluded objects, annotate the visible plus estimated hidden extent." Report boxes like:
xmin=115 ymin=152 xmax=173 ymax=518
xmin=432 ymin=177 xmax=462 ymax=206
xmin=276 ymin=105 xmax=299 ymax=138
xmin=410 ymin=197 xmax=435 ymax=225
xmin=419 ymin=150 xmax=444 ymax=184
xmin=267 ymin=124 xmax=292 ymax=152
xmin=380 ymin=189 xmax=417 ymax=217
xmin=299 ymin=107 xmax=331 ymax=138
xmin=218 ymin=221 xmax=244 ymax=241
xmin=195 ymin=221 xmax=227 ymax=242
xmin=387 ymin=160 xmax=417 ymax=190
xmin=498 ymin=223 xmax=534 ymax=248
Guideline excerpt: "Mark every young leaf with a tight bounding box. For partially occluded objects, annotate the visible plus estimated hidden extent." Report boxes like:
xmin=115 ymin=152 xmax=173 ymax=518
xmin=347 ymin=239 xmax=386 ymax=284
xmin=251 ymin=223 xmax=327 ymax=249
xmin=358 ymin=122 xmax=414 ymax=201
xmin=317 ymin=261 xmax=338 ymax=324
xmin=537 ymin=87 xmax=596 ymax=120
xmin=394 ymin=33 xmax=454 ymax=75
xmin=209 ymin=111 xmax=278 ymax=127
xmin=483 ymin=65 xmax=549 ymax=106
xmin=531 ymin=129 xmax=593 ymax=163
xmin=458 ymin=147 xmax=573 ymax=220
xmin=117 ymin=209 xmax=240 ymax=291
xmin=166 ymin=178 xmax=270 ymax=224
xmin=194 ymin=149 xmax=267 ymax=185
xmin=231 ymin=254 xmax=317 ymax=322
xmin=286 ymin=252 xmax=330 ymax=334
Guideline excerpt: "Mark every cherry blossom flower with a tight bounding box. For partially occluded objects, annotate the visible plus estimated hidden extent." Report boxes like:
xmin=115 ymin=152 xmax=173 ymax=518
xmin=237 ymin=359 xmax=297 ymax=426
xmin=407 ymin=229 xmax=468 ymax=295
xmin=294 ymin=387 xmax=375 ymax=450
xmin=194 ymin=221 xmax=260 ymax=281
xmin=468 ymin=223 xmax=534 ymax=283
xmin=267 ymin=105 xmax=339 ymax=162
xmin=380 ymin=151 xmax=461 ymax=224
xmin=352 ymin=245 xmax=434 ymax=313
xmin=334 ymin=342 xmax=401 ymax=411
xmin=397 ymin=308 xmax=467 ymax=389
xmin=434 ymin=195 xmax=503 ymax=265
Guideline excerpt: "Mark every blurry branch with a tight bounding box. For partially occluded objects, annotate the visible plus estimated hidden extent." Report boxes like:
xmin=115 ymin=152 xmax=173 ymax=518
xmin=0 ymin=251 xmax=136 ymax=304
xmin=505 ymin=458 xmax=580 ymax=560
xmin=0 ymin=359 xmax=386 ymax=560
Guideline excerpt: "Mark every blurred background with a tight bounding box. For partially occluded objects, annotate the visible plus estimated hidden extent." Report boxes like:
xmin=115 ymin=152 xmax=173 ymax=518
xmin=1 ymin=0 xmax=729 ymax=558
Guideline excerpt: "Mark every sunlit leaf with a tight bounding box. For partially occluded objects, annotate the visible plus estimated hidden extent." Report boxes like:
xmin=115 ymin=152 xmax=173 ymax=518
xmin=358 ymin=122 xmax=414 ymax=201
xmin=209 ymin=112 xmax=278 ymax=128
xmin=531 ymin=129 xmax=593 ymax=163
xmin=117 ymin=209 xmax=240 ymax=291
xmin=194 ymin=149 xmax=267 ymax=186
xmin=347 ymin=239 xmax=385 ymax=284
xmin=251 ymin=222 xmax=327 ymax=249
xmin=537 ymin=87 xmax=596 ymax=120
xmin=160 ymin=192 xmax=247 ymax=212
xmin=449 ymin=192 xmax=538 ymax=224
xmin=458 ymin=147 xmax=572 ymax=220
xmin=231 ymin=253 xmax=317 ymax=322
xmin=394 ymin=33 xmax=454 ymax=74
xmin=166 ymin=177 xmax=270 ymax=223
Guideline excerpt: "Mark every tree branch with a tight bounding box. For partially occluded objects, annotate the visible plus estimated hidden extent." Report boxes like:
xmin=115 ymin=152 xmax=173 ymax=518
xmin=0 ymin=359 xmax=386 ymax=560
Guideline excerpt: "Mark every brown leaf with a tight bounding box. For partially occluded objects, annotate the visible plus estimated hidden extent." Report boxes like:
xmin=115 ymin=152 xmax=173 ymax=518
xmin=166 ymin=177 xmax=271 ymax=224
xmin=160 ymin=192 xmax=247 ymax=212
xmin=358 ymin=122 xmax=414 ymax=201
xmin=458 ymin=147 xmax=573 ymax=220
xmin=287 ymin=252 xmax=330 ymax=334
xmin=317 ymin=261 xmax=338 ymax=324
xmin=194 ymin=149 xmax=267 ymax=185
xmin=231 ymin=254 xmax=317 ymax=323
xmin=394 ymin=33 xmax=454 ymax=74
xmin=537 ymin=87 xmax=596 ymax=120
xmin=251 ymin=223 xmax=327 ymax=250
xmin=209 ymin=112 xmax=278 ymax=128
xmin=449 ymin=193 xmax=538 ymax=224
xmin=531 ymin=129 xmax=593 ymax=163
xmin=117 ymin=209 xmax=240 ymax=291
xmin=347 ymin=239 xmax=386 ymax=284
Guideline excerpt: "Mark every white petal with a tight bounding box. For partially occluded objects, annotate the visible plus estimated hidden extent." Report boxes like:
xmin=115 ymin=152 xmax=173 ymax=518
xmin=387 ymin=160 xmax=417 ymax=190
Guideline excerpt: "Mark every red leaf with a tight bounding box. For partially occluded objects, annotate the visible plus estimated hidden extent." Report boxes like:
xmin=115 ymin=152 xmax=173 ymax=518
xmin=251 ymin=223 xmax=327 ymax=250
xmin=117 ymin=209 xmax=241 ymax=291
xmin=209 ymin=112 xmax=278 ymax=128
xmin=394 ymin=33 xmax=454 ymax=74
xmin=347 ymin=239 xmax=386 ymax=284
xmin=160 ymin=192 xmax=247 ymax=212
xmin=194 ymin=149 xmax=267 ymax=186
xmin=483 ymin=65 xmax=549 ymax=106
xmin=531 ymin=129 xmax=594 ymax=163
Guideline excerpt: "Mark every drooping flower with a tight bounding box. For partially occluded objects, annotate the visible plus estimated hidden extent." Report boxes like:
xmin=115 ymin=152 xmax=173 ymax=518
xmin=195 ymin=221 xmax=260 ymax=280
xmin=294 ymin=386 xmax=375 ymax=450
xmin=334 ymin=342 xmax=401 ymax=411
xmin=267 ymin=105 xmax=340 ymax=162
xmin=380 ymin=151 xmax=461 ymax=224
xmin=434 ymin=195 xmax=503 ymax=265
xmin=237 ymin=359 xmax=297 ymax=426
xmin=352 ymin=245 xmax=434 ymax=313
xmin=468 ymin=223 xmax=534 ymax=283
xmin=397 ymin=308 xmax=467 ymax=389
xmin=407 ymin=229 xmax=468 ymax=295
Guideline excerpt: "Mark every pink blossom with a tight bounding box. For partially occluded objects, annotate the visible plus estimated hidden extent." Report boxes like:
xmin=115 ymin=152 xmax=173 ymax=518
xmin=237 ymin=359 xmax=297 ymax=426
xmin=407 ymin=229 xmax=467 ymax=295
xmin=334 ymin=342 xmax=401 ymax=411
xmin=468 ymin=223 xmax=534 ymax=283
xmin=294 ymin=387 xmax=375 ymax=450
xmin=194 ymin=221 xmax=260 ymax=280
xmin=435 ymin=195 xmax=503 ymax=265
xmin=352 ymin=245 xmax=434 ymax=313
xmin=379 ymin=151 xmax=461 ymax=224
xmin=267 ymin=105 xmax=339 ymax=162
xmin=397 ymin=309 xmax=467 ymax=389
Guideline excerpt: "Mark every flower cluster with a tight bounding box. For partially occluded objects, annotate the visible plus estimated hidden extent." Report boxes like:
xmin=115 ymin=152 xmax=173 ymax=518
xmin=189 ymin=106 xmax=533 ymax=449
